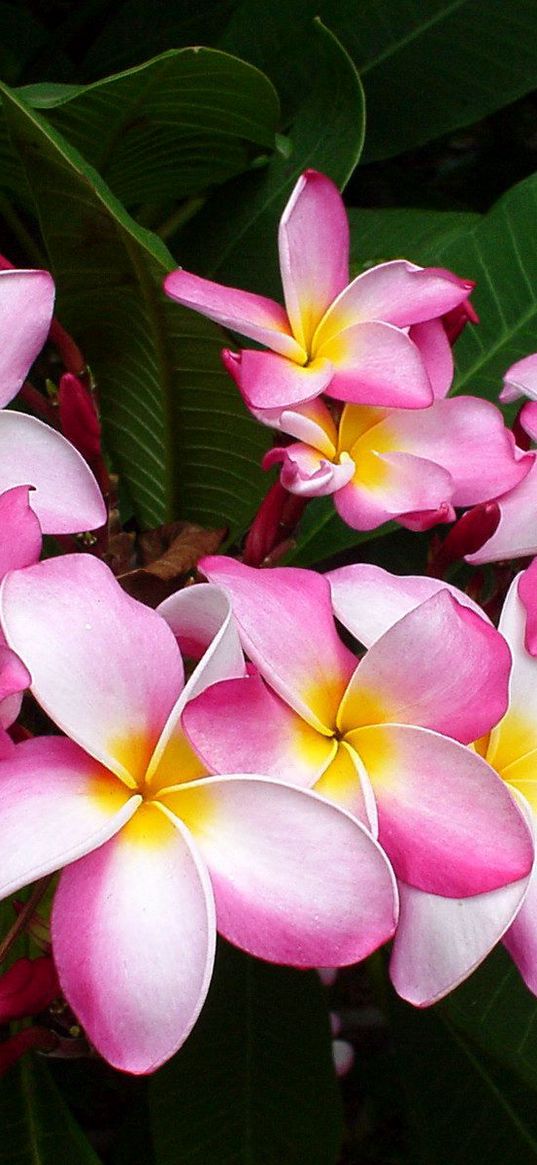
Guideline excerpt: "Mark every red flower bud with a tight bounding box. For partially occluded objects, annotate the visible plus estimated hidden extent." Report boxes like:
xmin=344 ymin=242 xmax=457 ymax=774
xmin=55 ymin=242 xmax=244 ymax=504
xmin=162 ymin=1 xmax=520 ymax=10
xmin=0 ymin=957 xmax=59 ymax=1023
xmin=0 ymin=1026 xmax=56 ymax=1075
xmin=58 ymin=373 xmax=101 ymax=461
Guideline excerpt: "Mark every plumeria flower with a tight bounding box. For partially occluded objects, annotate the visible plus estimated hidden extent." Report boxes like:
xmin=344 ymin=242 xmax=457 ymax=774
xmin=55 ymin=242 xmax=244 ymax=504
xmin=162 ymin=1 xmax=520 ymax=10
xmin=182 ymin=557 xmax=532 ymax=977
xmin=464 ymin=354 xmax=537 ymax=564
xmin=164 ymin=170 xmax=473 ymax=417
xmin=264 ymin=395 xmax=530 ymax=532
xmin=0 ymin=269 xmax=105 ymax=534
xmin=0 ymin=555 xmax=398 ymax=1074
xmin=324 ymin=563 xmax=537 ymax=1004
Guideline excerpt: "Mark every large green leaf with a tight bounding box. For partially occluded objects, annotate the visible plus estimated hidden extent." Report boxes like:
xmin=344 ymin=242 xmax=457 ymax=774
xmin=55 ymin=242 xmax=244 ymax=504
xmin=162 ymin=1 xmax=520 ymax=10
xmin=18 ymin=48 xmax=280 ymax=209
xmin=83 ymin=0 xmax=237 ymax=79
xmin=348 ymin=207 xmax=481 ymax=272
xmin=443 ymin=946 xmax=537 ymax=1093
xmin=0 ymin=1058 xmax=101 ymax=1164
xmin=221 ymin=0 xmax=537 ymax=162
xmin=394 ymin=999 xmax=537 ymax=1164
xmin=149 ymin=942 xmax=342 ymax=1165
xmin=0 ymin=82 xmax=269 ymax=532
xmin=180 ymin=20 xmax=365 ymax=299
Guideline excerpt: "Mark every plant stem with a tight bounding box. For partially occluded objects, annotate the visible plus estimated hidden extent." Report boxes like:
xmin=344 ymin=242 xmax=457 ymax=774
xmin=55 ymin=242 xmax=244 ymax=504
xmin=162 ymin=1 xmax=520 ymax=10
xmin=0 ymin=876 xmax=53 ymax=965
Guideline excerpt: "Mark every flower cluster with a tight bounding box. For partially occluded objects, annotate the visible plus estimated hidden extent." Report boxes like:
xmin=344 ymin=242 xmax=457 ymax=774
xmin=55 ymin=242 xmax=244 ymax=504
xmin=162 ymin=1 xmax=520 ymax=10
xmin=3 ymin=175 xmax=537 ymax=1084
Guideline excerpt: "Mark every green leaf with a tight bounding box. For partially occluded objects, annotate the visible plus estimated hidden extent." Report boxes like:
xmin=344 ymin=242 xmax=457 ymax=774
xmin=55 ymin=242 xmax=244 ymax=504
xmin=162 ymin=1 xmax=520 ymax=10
xmin=0 ymin=82 xmax=269 ymax=533
xmin=0 ymin=1057 xmax=101 ymax=1164
xmin=222 ymin=0 xmax=537 ymax=161
xmin=428 ymin=173 xmax=537 ymax=402
xmin=149 ymin=941 xmax=342 ymax=1165
xmin=394 ymin=998 xmax=537 ymax=1165
xmin=17 ymin=48 xmax=280 ymax=209
xmin=348 ymin=207 xmax=481 ymax=271
xmin=443 ymin=945 xmax=537 ymax=1093
xmin=285 ymin=498 xmax=394 ymax=568
xmin=83 ymin=0 xmax=237 ymax=79
xmin=180 ymin=19 xmax=365 ymax=299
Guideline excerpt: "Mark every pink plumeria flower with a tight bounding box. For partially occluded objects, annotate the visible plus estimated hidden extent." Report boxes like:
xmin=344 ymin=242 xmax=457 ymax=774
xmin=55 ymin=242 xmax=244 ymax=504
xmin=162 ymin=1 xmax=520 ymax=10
xmin=164 ymin=170 xmax=473 ymax=417
xmin=264 ymin=395 xmax=530 ymax=533
xmin=0 ymin=270 xmax=105 ymax=534
xmin=324 ymin=563 xmax=537 ymax=1004
xmin=183 ymin=557 xmax=532 ymax=965
xmin=0 ymin=555 xmax=397 ymax=1074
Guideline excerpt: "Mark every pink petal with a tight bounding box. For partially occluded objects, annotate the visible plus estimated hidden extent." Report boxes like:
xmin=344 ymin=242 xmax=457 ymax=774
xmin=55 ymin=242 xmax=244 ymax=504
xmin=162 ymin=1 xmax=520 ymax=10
xmin=366 ymin=397 xmax=531 ymax=507
xmin=163 ymin=775 xmax=398 ymax=966
xmin=345 ymin=724 xmax=533 ymax=895
xmin=320 ymin=321 xmax=434 ymax=407
xmin=313 ymin=261 xmax=472 ymax=348
xmin=276 ymin=398 xmax=338 ymax=451
xmin=0 ymin=412 xmax=106 ymax=534
xmin=0 ymin=270 xmax=55 ymax=407
xmin=0 ymin=735 xmax=139 ymax=898
xmin=52 ymin=805 xmax=216 ymax=1073
xmin=466 ymin=454 xmax=537 ymax=564
xmin=182 ymin=669 xmax=335 ymax=789
xmin=520 ymin=400 xmax=537 ymax=442
xmin=500 ymin=352 xmax=537 ymax=403
xmin=199 ymin=556 xmax=357 ymax=733
xmin=278 ymin=170 xmax=349 ymax=352
xmin=334 ymin=451 xmax=452 ymax=532
xmin=390 ymin=876 xmax=529 ymax=1006
xmin=327 ymin=562 xmax=486 ymax=648
xmin=519 ymin=558 xmax=537 ymax=657
xmin=0 ymin=644 xmax=30 ymax=728
xmin=0 ymin=555 xmax=183 ymax=786
xmin=337 ymin=589 xmax=511 ymax=744
xmin=265 ymin=443 xmax=355 ymax=497
xmin=224 ymin=348 xmax=333 ymax=410
xmin=409 ymin=319 xmax=453 ymax=398
xmin=164 ymin=270 xmax=304 ymax=361
xmin=0 ymin=486 xmax=42 ymax=579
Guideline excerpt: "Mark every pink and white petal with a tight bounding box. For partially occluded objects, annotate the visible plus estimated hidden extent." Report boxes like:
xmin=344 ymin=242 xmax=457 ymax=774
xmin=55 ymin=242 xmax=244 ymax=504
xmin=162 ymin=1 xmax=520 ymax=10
xmin=313 ymin=739 xmax=378 ymax=831
xmin=373 ymin=397 xmax=531 ymax=507
xmin=390 ymin=876 xmax=529 ymax=1006
xmin=320 ymin=321 xmax=433 ymax=408
xmin=228 ymin=348 xmax=333 ymax=411
xmin=278 ymin=170 xmax=349 ymax=352
xmin=0 ymin=270 xmax=55 ymax=407
xmin=199 ymin=556 xmax=357 ymax=733
xmin=0 ymin=735 xmax=139 ymax=899
xmin=345 ymin=724 xmax=533 ymax=895
xmin=313 ymin=261 xmax=471 ymax=348
xmin=409 ymin=319 xmax=454 ymax=398
xmin=0 ymin=644 xmax=30 ymax=728
xmin=500 ymin=352 xmax=537 ymax=404
xmin=52 ymin=804 xmax=216 ymax=1073
xmin=157 ymin=582 xmax=245 ymax=683
xmin=398 ymin=502 xmax=455 ymax=531
xmin=163 ymin=270 xmax=304 ymax=361
xmin=0 ymin=486 xmax=42 ymax=578
xmin=327 ymin=562 xmax=487 ymax=648
xmin=0 ymin=412 xmax=106 ymax=534
xmin=265 ymin=443 xmax=355 ymax=497
xmin=503 ymin=827 xmax=537 ymax=995
xmin=0 ymin=555 xmax=183 ymax=786
xmin=182 ymin=670 xmax=335 ymax=789
xmin=466 ymin=454 xmax=537 ymax=564
xmin=487 ymin=574 xmax=537 ymax=774
xmin=337 ymin=590 xmax=511 ymax=743
xmin=164 ymin=775 xmax=398 ymax=966
xmin=277 ymin=398 xmax=338 ymax=454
